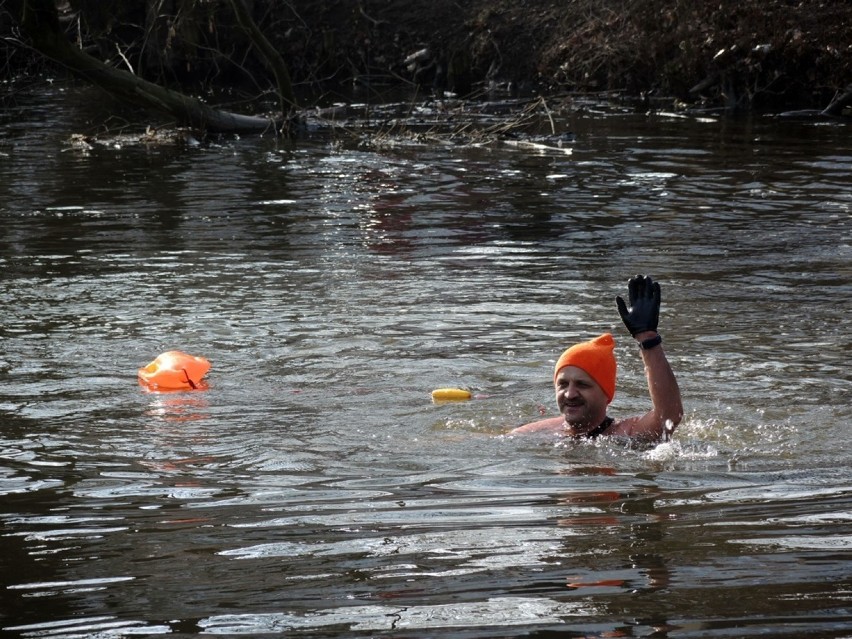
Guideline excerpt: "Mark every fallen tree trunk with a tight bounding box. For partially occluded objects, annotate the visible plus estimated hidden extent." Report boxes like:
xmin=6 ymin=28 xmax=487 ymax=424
xmin=11 ymin=0 xmax=285 ymax=134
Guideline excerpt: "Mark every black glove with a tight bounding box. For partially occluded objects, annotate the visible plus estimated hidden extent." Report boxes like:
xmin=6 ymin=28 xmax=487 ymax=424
xmin=616 ymin=275 xmax=661 ymax=336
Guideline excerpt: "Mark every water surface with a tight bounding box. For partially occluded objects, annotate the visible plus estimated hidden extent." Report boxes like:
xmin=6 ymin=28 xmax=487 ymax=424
xmin=1 ymin=83 xmax=850 ymax=637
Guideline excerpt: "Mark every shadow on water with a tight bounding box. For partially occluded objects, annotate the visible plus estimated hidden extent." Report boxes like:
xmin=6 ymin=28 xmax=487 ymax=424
xmin=1 ymin=81 xmax=851 ymax=637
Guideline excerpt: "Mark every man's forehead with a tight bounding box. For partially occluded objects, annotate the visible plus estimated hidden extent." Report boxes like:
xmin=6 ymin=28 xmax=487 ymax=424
xmin=555 ymin=365 xmax=594 ymax=382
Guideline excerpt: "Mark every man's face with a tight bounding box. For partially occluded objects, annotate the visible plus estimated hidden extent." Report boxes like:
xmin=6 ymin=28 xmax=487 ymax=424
xmin=554 ymin=366 xmax=609 ymax=433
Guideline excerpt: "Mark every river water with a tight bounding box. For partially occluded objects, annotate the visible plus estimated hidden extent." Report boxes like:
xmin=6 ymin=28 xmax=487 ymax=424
xmin=1 ymin=83 xmax=850 ymax=638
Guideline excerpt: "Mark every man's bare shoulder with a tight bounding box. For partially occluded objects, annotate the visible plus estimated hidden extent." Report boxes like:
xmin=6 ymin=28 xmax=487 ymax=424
xmin=509 ymin=416 xmax=564 ymax=435
xmin=605 ymin=416 xmax=663 ymax=441
xmin=509 ymin=415 xmax=664 ymax=442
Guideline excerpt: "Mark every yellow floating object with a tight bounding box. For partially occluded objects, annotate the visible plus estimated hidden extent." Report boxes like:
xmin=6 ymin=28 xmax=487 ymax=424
xmin=431 ymin=388 xmax=472 ymax=402
xmin=138 ymin=351 xmax=211 ymax=391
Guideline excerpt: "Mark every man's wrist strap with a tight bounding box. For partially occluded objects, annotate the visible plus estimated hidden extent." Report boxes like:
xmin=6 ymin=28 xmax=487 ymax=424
xmin=639 ymin=334 xmax=663 ymax=350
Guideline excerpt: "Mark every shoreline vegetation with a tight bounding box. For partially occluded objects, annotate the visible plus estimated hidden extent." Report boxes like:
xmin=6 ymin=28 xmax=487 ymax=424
xmin=2 ymin=1 xmax=850 ymax=135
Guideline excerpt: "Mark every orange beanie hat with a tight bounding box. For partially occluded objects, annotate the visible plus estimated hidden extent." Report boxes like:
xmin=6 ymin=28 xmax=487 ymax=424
xmin=553 ymin=333 xmax=617 ymax=402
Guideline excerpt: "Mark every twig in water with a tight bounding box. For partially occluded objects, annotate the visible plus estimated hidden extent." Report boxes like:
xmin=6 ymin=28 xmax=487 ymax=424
xmin=539 ymin=96 xmax=556 ymax=135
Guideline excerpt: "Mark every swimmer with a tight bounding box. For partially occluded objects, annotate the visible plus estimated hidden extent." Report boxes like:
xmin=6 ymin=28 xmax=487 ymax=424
xmin=511 ymin=275 xmax=683 ymax=441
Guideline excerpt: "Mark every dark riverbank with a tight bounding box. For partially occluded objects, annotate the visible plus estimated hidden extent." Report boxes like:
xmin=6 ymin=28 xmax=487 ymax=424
xmin=285 ymin=0 xmax=852 ymax=113
xmin=3 ymin=1 xmax=850 ymax=114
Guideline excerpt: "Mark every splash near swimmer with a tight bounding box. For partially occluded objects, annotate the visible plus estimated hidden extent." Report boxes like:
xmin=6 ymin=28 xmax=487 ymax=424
xmin=138 ymin=351 xmax=211 ymax=392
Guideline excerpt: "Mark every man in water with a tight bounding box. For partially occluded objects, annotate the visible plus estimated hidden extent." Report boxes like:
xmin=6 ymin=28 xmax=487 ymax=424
xmin=511 ymin=275 xmax=683 ymax=441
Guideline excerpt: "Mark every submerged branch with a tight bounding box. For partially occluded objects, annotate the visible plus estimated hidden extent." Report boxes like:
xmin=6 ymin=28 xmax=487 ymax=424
xmin=822 ymin=84 xmax=852 ymax=117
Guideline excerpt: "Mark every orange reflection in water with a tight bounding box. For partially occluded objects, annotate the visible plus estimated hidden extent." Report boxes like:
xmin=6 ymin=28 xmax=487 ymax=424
xmin=140 ymin=394 xmax=215 ymax=475
xmin=144 ymin=394 xmax=210 ymax=424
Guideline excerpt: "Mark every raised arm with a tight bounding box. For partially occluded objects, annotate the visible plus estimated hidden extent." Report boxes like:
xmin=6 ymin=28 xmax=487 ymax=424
xmin=615 ymin=276 xmax=683 ymax=440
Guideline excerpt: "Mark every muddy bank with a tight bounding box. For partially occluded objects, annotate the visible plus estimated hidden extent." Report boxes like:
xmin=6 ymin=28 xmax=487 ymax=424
xmin=3 ymin=0 xmax=850 ymax=114
xmin=282 ymin=0 xmax=851 ymax=113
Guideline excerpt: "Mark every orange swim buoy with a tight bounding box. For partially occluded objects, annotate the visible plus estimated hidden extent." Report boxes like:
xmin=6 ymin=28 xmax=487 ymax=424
xmin=138 ymin=351 xmax=211 ymax=391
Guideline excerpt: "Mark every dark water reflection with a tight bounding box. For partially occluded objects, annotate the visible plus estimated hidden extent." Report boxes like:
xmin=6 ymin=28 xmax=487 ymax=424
xmin=1 ymin=83 xmax=851 ymax=637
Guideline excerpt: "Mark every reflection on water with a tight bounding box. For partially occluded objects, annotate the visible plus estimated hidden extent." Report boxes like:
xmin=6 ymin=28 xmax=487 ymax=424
xmin=1 ymin=83 xmax=851 ymax=637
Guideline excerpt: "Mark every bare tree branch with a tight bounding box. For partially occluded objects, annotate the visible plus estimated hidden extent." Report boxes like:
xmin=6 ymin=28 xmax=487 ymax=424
xmin=228 ymin=0 xmax=297 ymax=116
xmin=10 ymin=0 xmax=284 ymax=134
